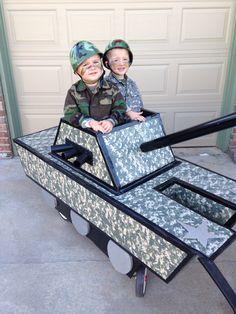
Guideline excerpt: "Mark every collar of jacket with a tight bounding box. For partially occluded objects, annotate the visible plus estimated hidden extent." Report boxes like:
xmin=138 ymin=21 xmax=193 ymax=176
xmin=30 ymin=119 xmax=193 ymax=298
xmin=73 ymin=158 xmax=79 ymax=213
xmin=109 ymin=72 xmax=128 ymax=84
xmin=77 ymin=74 xmax=109 ymax=92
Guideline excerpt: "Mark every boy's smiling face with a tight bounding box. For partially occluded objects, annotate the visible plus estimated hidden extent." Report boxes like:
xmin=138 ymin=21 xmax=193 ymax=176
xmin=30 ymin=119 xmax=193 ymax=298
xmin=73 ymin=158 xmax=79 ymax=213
xmin=77 ymin=54 xmax=103 ymax=85
xmin=107 ymin=48 xmax=130 ymax=79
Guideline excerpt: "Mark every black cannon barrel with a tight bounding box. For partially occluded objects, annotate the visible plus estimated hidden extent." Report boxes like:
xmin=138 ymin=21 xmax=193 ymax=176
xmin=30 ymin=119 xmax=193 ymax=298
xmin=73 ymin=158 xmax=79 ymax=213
xmin=61 ymin=147 xmax=80 ymax=160
xmin=51 ymin=143 xmax=74 ymax=153
xmin=140 ymin=112 xmax=236 ymax=153
xmin=73 ymin=151 xmax=93 ymax=167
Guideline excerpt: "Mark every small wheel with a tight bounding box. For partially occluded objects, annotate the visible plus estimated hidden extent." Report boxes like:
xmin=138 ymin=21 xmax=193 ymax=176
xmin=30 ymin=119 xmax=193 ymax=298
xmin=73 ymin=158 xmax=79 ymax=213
xmin=107 ymin=240 xmax=133 ymax=274
xmin=58 ymin=211 xmax=69 ymax=221
xmin=70 ymin=211 xmax=90 ymax=236
xmin=135 ymin=267 xmax=148 ymax=297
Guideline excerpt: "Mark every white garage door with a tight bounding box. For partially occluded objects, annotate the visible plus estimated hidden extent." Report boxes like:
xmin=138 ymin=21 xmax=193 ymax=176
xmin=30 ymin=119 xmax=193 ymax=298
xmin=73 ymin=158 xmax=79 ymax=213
xmin=3 ymin=0 xmax=236 ymax=146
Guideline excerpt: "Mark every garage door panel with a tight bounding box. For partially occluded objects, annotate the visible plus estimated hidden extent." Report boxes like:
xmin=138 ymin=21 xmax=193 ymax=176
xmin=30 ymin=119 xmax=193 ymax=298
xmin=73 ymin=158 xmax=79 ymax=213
xmin=176 ymin=63 xmax=224 ymax=96
xmin=173 ymin=111 xmax=218 ymax=146
xmin=174 ymin=111 xmax=217 ymax=131
xmin=8 ymin=10 xmax=58 ymax=43
xmin=125 ymin=9 xmax=172 ymax=41
xmin=13 ymin=60 xmax=71 ymax=97
xmin=181 ymin=7 xmax=231 ymax=45
xmin=128 ymin=57 xmax=225 ymax=102
xmin=128 ymin=65 xmax=169 ymax=95
xmin=16 ymin=65 xmax=63 ymax=95
xmin=66 ymin=10 xmax=115 ymax=45
xmin=21 ymin=113 xmax=62 ymax=134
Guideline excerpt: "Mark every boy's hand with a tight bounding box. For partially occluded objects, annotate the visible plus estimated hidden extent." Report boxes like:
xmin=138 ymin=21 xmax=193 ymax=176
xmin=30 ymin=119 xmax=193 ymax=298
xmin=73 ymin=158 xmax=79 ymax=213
xmin=99 ymin=120 xmax=113 ymax=133
xmin=89 ymin=120 xmax=106 ymax=133
xmin=126 ymin=111 xmax=146 ymax=122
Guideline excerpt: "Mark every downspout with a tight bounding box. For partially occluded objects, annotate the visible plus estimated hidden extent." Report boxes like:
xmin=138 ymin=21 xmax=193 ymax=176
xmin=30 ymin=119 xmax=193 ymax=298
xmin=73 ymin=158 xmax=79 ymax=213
xmin=0 ymin=2 xmax=22 ymax=154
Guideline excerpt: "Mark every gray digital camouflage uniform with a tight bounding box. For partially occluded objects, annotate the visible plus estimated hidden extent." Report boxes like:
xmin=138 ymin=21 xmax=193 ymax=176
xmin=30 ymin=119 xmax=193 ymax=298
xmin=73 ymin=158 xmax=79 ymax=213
xmin=64 ymin=78 xmax=127 ymax=128
xmin=106 ymin=72 xmax=143 ymax=112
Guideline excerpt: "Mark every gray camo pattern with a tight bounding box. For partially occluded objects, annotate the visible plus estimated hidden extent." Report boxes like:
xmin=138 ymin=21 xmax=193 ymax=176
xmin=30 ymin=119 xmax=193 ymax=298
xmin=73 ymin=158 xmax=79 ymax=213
xmin=16 ymin=144 xmax=187 ymax=280
xmin=163 ymin=184 xmax=235 ymax=225
xmin=102 ymin=117 xmax=174 ymax=186
xmin=56 ymin=122 xmax=113 ymax=186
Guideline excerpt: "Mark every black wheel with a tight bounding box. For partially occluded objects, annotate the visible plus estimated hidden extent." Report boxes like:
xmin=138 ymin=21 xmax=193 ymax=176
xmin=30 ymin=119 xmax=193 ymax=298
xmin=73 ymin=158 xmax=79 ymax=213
xmin=135 ymin=266 xmax=148 ymax=297
xmin=58 ymin=211 xmax=69 ymax=221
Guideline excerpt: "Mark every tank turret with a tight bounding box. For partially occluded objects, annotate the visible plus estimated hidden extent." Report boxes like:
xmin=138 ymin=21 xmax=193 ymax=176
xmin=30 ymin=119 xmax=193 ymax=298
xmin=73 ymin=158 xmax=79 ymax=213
xmin=51 ymin=111 xmax=236 ymax=193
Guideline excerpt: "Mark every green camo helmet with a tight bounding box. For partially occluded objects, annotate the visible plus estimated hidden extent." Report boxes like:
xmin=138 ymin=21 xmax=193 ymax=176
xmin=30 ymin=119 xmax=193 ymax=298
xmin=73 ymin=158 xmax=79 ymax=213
xmin=103 ymin=39 xmax=133 ymax=69
xmin=70 ymin=41 xmax=103 ymax=73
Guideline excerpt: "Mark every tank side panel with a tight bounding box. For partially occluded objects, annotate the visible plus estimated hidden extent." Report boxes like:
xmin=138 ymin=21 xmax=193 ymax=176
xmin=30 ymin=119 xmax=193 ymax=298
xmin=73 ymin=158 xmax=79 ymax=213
xmin=15 ymin=144 xmax=188 ymax=281
xmin=102 ymin=116 xmax=175 ymax=187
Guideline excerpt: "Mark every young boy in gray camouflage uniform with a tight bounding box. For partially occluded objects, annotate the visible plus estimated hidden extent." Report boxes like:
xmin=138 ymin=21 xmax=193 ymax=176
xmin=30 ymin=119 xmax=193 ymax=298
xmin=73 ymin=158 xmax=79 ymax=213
xmin=103 ymin=39 xmax=145 ymax=122
xmin=64 ymin=41 xmax=126 ymax=133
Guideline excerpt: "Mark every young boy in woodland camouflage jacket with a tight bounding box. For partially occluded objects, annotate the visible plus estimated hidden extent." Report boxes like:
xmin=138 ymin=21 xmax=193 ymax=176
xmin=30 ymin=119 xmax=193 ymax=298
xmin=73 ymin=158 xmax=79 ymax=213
xmin=64 ymin=40 xmax=127 ymax=134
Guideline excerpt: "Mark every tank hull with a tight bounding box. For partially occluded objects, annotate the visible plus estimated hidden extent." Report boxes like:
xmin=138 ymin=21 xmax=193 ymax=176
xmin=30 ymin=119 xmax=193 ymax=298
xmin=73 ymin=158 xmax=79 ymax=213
xmin=14 ymin=114 xmax=236 ymax=311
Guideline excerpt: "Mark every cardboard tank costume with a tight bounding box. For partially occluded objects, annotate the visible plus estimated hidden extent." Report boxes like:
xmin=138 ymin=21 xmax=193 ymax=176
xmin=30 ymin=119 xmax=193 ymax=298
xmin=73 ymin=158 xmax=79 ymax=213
xmin=14 ymin=110 xmax=236 ymax=312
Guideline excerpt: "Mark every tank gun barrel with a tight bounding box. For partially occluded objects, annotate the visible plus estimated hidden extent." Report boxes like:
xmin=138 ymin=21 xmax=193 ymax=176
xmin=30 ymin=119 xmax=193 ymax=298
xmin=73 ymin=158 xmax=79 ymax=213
xmin=140 ymin=112 xmax=236 ymax=153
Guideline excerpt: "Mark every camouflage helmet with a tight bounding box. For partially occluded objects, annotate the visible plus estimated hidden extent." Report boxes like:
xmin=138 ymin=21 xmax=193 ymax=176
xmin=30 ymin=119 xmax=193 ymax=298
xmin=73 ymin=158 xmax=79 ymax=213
xmin=103 ymin=39 xmax=133 ymax=69
xmin=70 ymin=41 xmax=103 ymax=73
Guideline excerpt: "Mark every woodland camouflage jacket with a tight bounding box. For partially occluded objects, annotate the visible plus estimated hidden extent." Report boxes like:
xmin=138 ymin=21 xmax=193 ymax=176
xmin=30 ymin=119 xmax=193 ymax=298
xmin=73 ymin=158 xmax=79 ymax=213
xmin=64 ymin=78 xmax=127 ymax=128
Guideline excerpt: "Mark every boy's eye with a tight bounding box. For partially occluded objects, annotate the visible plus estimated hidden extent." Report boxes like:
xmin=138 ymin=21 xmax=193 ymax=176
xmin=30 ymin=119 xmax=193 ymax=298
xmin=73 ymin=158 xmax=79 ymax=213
xmin=110 ymin=58 xmax=130 ymax=65
xmin=81 ymin=60 xmax=102 ymax=72
xmin=110 ymin=58 xmax=118 ymax=63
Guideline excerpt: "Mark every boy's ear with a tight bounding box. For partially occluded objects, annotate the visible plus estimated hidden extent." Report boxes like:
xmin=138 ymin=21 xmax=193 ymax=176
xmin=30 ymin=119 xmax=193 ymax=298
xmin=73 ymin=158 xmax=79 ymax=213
xmin=75 ymin=69 xmax=81 ymax=77
xmin=105 ymin=60 xmax=110 ymax=69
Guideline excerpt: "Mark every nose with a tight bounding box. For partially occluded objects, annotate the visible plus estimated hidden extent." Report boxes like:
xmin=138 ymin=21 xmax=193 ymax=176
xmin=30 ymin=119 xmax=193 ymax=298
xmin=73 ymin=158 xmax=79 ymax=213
xmin=117 ymin=60 xmax=128 ymax=65
xmin=86 ymin=62 xmax=101 ymax=71
xmin=87 ymin=64 xmax=96 ymax=71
